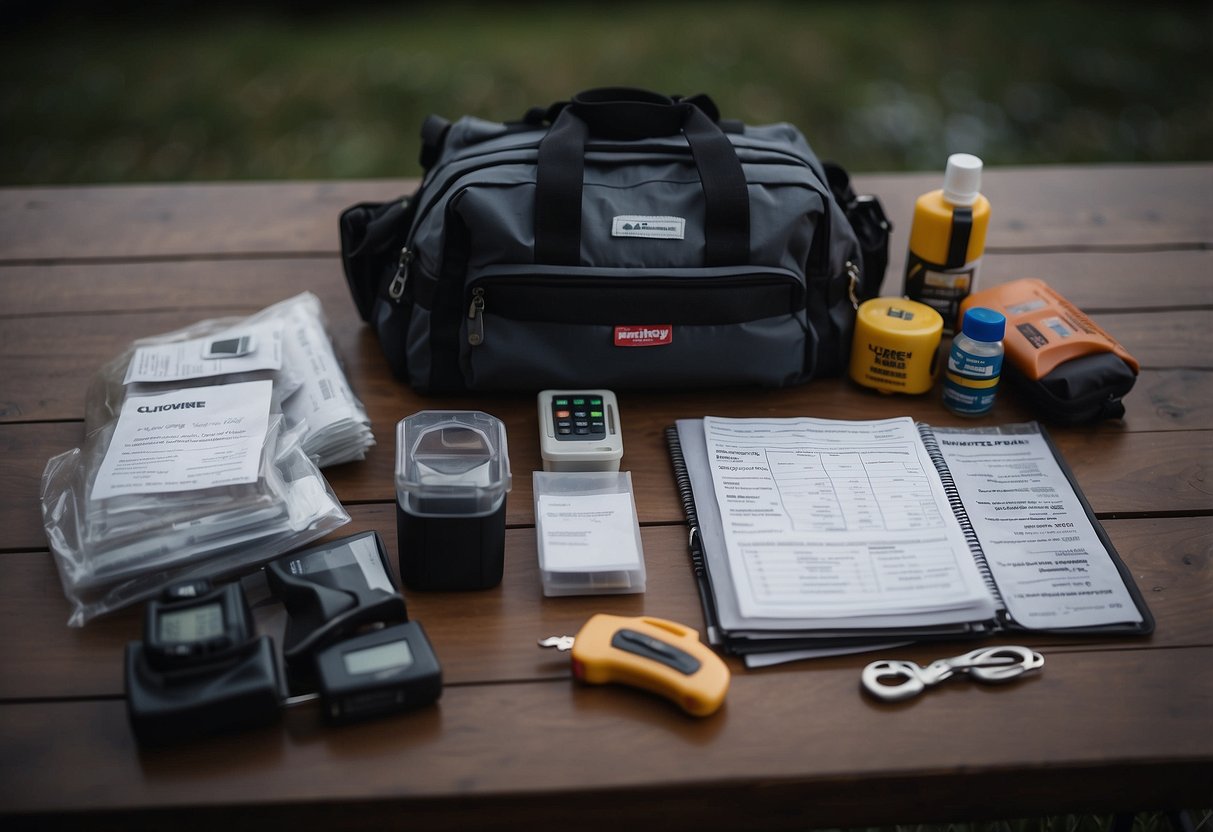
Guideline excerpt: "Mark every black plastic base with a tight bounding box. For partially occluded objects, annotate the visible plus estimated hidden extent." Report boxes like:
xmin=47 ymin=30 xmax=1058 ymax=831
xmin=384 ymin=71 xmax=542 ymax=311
xmin=397 ymin=500 xmax=507 ymax=591
xmin=125 ymin=636 xmax=281 ymax=747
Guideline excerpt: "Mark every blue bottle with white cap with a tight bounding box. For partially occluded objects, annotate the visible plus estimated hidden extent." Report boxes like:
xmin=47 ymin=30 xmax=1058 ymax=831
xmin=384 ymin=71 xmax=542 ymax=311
xmin=942 ymin=307 xmax=1006 ymax=416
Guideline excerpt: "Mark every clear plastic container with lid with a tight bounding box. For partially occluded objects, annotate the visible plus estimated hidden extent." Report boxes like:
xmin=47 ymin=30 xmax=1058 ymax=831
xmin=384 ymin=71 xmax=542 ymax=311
xmin=942 ymin=307 xmax=1006 ymax=417
xmin=394 ymin=411 xmax=511 ymax=590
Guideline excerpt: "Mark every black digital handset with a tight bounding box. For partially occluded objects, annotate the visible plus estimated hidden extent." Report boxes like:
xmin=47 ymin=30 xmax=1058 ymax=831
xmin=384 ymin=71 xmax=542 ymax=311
xmin=141 ymin=580 xmax=256 ymax=673
xmin=125 ymin=580 xmax=281 ymax=746
xmin=313 ymin=621 xmax=443 ymax=724
xmin=265 ymin=531 xmax=407 ymax=673
xmin=266 ymin=531 xmax=444 ymax=722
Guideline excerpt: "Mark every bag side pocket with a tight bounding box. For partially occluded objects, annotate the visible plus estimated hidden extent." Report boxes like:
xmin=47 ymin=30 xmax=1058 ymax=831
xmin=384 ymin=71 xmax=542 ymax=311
xmin=339 ymin=196 xmax=414 ymax=322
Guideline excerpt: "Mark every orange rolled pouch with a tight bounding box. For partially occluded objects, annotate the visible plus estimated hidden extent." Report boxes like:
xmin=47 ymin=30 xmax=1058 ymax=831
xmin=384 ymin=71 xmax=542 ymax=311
xmin=960 ymin=278 xmax=1139 ymax=424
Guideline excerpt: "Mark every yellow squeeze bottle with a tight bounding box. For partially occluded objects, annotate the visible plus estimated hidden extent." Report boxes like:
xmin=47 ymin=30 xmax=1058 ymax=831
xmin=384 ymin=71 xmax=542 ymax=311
xmin=903 ymin=153 xmax=990 ymax=334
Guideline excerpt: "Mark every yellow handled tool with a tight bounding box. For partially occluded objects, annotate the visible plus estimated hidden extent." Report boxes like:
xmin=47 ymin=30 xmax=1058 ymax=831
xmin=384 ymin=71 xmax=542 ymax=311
xmin=539 ymin=614 xmax=730 ymax=717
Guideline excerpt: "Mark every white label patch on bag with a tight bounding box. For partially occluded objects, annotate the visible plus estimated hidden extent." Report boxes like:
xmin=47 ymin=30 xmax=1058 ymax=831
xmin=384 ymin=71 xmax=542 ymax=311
xmin=611 ymin=215 xmax=686 ymax=240
xmin=614 ymin=325 xmax=673 ymax=347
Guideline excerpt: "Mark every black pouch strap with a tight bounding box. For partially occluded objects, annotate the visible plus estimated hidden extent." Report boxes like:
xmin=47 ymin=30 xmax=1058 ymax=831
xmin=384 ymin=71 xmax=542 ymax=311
xmin=534 ymin=88 xmax=750 ymax=267
xmin=824 ymin=161 xmax=892 ymax=301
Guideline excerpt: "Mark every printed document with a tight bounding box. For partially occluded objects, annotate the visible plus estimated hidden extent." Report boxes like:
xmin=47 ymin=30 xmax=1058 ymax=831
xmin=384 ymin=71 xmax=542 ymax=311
xmin=538 ymin=492 xmax=642 ymax=571
xmin=703 ymin=416 xmax=992 ymax=620
xmin=91 ymin=380 xmax=272 ymax=500
xmin=279 ymin=297 xmax=374 ymax=467
xmin=933 ymin=427 xmax=1142 ymax=628
xmin=123 ymin=321 xmax=284 ymax=383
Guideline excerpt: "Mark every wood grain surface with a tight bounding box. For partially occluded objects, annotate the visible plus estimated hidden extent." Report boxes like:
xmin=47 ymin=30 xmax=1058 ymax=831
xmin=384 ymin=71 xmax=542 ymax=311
xmin=1 ymin=165 xmax=1210 ymax=829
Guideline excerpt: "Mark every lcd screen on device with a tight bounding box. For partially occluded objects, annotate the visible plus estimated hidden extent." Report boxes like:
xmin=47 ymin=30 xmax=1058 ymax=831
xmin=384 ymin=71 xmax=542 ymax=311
xmin=203 ymin=335 xmax=254 ymax=359
xmin=158 ymin=602 xmax=224 ymax=643
xmin=343 ymin=639 xmax=414 ymax=676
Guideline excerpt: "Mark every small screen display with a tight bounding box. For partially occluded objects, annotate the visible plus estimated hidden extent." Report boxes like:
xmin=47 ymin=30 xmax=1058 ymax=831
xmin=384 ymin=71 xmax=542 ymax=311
xmin=343 ymin=639 xmax=414 ymax=676
xmin=158 ymin=602 xmax=224 ymax=643
xmin=202 ymin=334 xmax=253 ymax=358
xmin=208 ymin=337 xmax=244 ymax=356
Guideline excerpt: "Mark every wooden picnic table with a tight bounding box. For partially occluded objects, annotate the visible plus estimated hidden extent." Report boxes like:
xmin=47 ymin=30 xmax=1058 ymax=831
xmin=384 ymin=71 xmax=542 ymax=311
xmin=1 ymin=164 xmax=1210 ymax=829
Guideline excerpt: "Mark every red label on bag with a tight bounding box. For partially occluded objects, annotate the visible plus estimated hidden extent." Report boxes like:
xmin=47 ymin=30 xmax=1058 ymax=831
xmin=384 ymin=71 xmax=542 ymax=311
xmin=614 ymin=325 xmax=673 ymax=347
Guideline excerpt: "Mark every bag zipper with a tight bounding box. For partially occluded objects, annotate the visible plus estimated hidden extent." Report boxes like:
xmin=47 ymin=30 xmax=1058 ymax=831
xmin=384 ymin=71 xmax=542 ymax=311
xmin=465 ymin=271 xmax=802 ymax=348
xmin=387 ymin=247 xmax=414 ymax=301
xmin=467 ymin=287 xmax=486 ymax=345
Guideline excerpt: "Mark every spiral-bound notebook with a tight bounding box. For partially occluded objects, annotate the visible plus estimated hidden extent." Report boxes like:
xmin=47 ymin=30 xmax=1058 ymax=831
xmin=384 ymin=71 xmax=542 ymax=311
xmin=666 ymin=417 xmax=1152 ymax=656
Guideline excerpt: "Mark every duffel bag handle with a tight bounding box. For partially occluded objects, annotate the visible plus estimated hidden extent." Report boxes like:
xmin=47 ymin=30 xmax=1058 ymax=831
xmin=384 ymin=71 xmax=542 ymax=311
xmin=534 ymin=88 xmax=750 ymax=267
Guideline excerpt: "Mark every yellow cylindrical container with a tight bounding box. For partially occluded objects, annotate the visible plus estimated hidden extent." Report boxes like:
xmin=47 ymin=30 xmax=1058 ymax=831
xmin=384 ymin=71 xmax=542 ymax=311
xmin=849 ymin=298 xmax=943 ymax=394
xmin=903 ymin=153 xmax=991 ymax=334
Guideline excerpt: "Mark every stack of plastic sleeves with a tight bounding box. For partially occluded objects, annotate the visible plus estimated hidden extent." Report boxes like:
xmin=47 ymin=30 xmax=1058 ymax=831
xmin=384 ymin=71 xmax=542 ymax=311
xmin=40 ymin=292 xmax=371 ymax=625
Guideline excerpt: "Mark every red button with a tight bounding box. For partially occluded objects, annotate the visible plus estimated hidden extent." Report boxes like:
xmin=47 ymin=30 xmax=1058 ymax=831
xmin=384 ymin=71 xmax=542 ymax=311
xmin=556 ymin=409 xmax=570 ymax=418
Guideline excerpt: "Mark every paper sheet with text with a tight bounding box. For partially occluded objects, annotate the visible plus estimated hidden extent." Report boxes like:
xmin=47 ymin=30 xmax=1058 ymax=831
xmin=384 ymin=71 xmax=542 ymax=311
xmin=123 ymin=321 xmax=283 ymax=383
xmin=537 ymin=492 xmax=642 ymax=571
xmin=703 ymin=416 xmax=992 ymax=621
xmin=91 ymin=380 xmax=272 ymax=500
xmin=933 ymin=427 xmax=1142 ymax=628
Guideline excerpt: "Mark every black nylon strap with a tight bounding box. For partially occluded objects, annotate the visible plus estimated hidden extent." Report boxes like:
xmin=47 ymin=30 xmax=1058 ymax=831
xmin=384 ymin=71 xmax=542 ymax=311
xmin=534 ymin=109 xmax=588 ymax=265
xmin=682 ymin=106 xmax=749 ymax=265
xmin=946 ymin=207 xmax=973 ymax=269
xmin=533 ymin=102 xmax=750 ymax=266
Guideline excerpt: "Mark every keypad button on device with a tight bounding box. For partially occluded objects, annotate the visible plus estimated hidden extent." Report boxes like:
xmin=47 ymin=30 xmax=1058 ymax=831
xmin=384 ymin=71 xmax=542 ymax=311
xmin=549 ymin=391 xmax=617 ymax=443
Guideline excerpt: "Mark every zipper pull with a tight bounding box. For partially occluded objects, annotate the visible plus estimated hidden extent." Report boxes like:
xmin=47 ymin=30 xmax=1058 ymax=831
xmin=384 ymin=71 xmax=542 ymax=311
xmin=845 ymin=259 xmax=861 ymax=309
xmin=467 ymin=287 xmax=485 ymax=346
xmin=387 ymin=247 xmax=413 ymax=302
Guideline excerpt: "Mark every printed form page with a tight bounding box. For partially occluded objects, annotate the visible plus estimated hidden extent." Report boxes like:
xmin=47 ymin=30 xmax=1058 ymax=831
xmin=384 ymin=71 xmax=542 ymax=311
xmin=933 ymin=426 xmax=1143 ymax=628
xmin=703 ymin=417 xmax=994 ymax=621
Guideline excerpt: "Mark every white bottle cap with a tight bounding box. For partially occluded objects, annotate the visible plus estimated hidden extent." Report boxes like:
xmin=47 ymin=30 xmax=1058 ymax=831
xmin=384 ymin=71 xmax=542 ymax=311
xmin=942 ymin=153 xmax=983 ymax=206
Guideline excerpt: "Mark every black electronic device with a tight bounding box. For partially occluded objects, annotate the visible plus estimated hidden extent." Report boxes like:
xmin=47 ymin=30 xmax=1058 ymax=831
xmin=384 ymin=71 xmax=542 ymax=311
xmin=265 ymin=531 xmax=408 ymax=674
xmin=141 ymin=579 xmax=255 ymax=672
xmin=125 ymin=579 xmax=281 ymax=747
xmin=314 ymin=621 xmax=442 ymax=723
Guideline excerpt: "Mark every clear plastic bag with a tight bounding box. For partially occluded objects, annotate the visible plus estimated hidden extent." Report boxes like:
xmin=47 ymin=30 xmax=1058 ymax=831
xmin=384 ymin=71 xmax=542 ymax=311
xmin=83 ymin=292 xmax=374 ymax=467
xmin=40 ymin=293 xmax=361 ymax=626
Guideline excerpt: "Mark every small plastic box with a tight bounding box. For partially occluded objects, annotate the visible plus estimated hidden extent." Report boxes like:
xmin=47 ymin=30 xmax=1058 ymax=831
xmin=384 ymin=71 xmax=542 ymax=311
xmin=533 ymin=471 xmax=645 ymax=597
xmin=395 ymin=411 xmax=511 ymax=590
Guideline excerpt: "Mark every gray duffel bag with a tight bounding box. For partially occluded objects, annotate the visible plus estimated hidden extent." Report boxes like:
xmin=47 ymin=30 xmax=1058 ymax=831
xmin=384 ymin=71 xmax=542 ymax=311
xmin=340 ymin=88 xmax=889 ymax=393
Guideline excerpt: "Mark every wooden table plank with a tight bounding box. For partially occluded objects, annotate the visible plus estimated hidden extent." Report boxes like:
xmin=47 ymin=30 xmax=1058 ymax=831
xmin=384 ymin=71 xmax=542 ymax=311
xmin=3 ymin=250 xmax=1210 ymax=318
xmin=2 ymin=646 xmax=1209 ymax=827
xmin=2 ymin=282 xmax=1206 ymax=423
xmin=2 ymin=166 xmax=1210 ymax=829
xmin=0 ymin=243 xmax=1207 ymax=417
xmin=3 ymin=512 xmax=1208 ymax=701
xmin=858 ymin=163 xmax=1213 ymax=254
xmin=0 ymin=181 xmax=413 ymax=260
xmin=4 ymin=417 xmax=1212 ymax=552
xmin=2 ymin=166 xmax=1210 ymax=263
xmin=13 ymin=311 xmax=1206 ymax=426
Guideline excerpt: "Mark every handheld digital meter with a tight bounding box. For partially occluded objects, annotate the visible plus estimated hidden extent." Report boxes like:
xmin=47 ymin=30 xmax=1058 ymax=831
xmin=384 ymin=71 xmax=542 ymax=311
xmin=266 ymin=531 xmax=408 ymax=675
xmin=125 ymin=579 xmax=281 ymax=746
xmin=125 ymin=533 xmax=446 ymax=745
xmin=141 ymin=580 xmax=255 ymax=671
xmin=313 ymin=621 xmax=442 ymax=723
xmin=538 ymin=390 xmax=623 ymax=471
xmin=268 ymin=531 xmax=445 ymax=722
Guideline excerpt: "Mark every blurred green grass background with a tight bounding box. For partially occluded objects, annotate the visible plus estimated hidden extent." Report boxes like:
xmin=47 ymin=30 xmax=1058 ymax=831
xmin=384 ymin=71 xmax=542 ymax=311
xmin=1 ymin=0 xmax=1210 ymax=185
